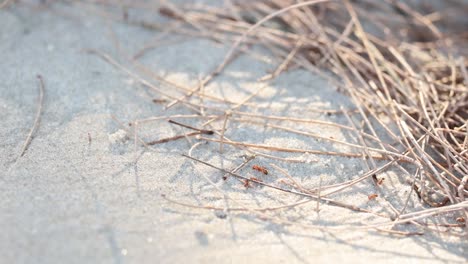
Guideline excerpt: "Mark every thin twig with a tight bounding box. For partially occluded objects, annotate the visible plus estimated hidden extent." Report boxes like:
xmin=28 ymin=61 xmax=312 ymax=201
xmin=168 ymin=119 xmax=214 ymax=135
xmin=219 ymin=111 xmax=230 ymax=153
xmin=147 ymin=131 xmax=201 ymax=145
xmin=19 ymin=75 xmax=45 ymax=157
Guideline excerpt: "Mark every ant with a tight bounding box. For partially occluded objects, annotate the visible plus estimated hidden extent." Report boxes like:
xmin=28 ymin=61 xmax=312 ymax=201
xmin=252 ymin=165 xmax=268 ymax=175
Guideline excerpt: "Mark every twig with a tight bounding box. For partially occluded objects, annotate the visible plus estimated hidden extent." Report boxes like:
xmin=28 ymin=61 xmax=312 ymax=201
xmin=219 ymin=111 xmax=230 ymax=153
xmin=222 ymin=154 xmax=255 ymax=181
xmin=168 ymin=119 xmax=214 ymax=135
xmin=19 ymin=75 xmax=45 ymax=157
xmin=317 ymin=176 xmax=322 ymax=213
xmin=258 ymin=37 xmax=303 ymax=81
xmin=198 ymin=136 xmax=403 ymax=161
xmin=161 ymin=194 xmax=313 ymax=212
xmin=147 ymin=132 xmax=201 ymax=145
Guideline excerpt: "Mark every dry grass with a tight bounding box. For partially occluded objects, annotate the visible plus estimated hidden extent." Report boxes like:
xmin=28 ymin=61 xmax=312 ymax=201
xmin=75 ymin=0 xmax=468 ymax=236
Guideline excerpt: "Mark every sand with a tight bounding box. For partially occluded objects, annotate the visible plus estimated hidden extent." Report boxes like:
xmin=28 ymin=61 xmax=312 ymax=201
xmin=0 ymin=1 xmax=466 ymax=263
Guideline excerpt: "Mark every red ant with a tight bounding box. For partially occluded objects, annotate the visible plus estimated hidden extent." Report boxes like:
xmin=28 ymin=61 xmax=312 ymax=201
xmin=252 ymin=165 xmax=268 ymax=175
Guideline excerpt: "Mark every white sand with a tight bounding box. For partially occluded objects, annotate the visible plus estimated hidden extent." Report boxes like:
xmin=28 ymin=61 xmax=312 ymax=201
xmin=0 ymin=1 xmax=466 ymax=263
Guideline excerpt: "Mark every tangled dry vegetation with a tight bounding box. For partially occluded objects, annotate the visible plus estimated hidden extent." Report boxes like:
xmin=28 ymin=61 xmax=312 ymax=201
xmin=79 ymin=0 xmax=467 ymax=236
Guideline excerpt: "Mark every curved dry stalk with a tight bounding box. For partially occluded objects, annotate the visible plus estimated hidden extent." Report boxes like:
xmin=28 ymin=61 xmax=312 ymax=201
xmin=198 ymin=135 xmax=417 ymax=163
xmin=19 ymin=75 xmax=45 ymax=158
xmin=161 ymin=194 xmax=313 ymax=212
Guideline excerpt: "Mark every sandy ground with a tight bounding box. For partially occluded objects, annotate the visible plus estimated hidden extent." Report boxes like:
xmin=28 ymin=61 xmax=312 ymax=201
xmin=0 ymin=1 xmax=466 ymax=264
